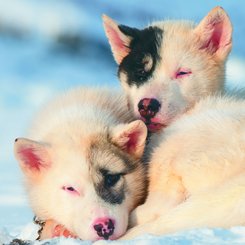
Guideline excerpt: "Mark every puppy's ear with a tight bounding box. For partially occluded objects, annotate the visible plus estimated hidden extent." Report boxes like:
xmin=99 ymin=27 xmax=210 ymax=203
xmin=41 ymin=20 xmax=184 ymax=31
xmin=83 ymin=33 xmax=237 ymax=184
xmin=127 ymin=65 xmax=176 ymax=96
xmin=14 ymin=138 xmax=51 ymax=179
xmin=194 ymin=6 xmax=232 ymax=60
xmin=103 ymin=15 xmax=137 ymax=64
xmin=111 ymin=120 xmax=147 ymax=159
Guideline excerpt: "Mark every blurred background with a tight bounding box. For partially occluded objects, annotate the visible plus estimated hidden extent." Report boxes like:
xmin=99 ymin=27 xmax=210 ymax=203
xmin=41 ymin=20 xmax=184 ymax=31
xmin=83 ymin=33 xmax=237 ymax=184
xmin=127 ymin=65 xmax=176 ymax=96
xmin=0 ymin=0 xmax=244 ymax=234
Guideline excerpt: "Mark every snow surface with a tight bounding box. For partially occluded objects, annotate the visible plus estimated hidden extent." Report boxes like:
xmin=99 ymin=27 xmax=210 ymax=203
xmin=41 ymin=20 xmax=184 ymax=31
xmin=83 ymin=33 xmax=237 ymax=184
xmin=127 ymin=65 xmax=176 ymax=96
xmin=2 ymin=223 xmax=245 ymax=245
xmin=0 ymin=0 xmax=245 ymax=244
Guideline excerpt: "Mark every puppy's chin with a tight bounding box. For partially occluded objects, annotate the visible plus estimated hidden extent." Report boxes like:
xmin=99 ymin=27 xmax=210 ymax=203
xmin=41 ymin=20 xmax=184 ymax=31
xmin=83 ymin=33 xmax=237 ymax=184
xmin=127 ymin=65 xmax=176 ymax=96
xmin=138 ymin=117 xmax=167 ymax=132
xmin=147 ymin=122 xmax=166 ymax=132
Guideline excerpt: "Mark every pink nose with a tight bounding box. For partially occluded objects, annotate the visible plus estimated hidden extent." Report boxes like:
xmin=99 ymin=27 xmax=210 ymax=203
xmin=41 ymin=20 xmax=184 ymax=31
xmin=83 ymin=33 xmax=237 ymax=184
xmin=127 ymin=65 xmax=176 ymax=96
xmin=93 ymin=218 xmax=115 ymax=240
xmin=138 ymin=98 xmax=161 ymax=119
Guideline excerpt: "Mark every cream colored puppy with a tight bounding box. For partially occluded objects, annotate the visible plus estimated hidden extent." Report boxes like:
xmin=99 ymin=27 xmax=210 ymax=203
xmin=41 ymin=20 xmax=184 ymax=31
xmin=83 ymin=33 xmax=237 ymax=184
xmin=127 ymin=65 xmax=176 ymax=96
xmin=102 ymin=6 xmax=245 ymax=240
xmin=121 ymin=96 xmax=245 ymax=239
xmin=14 ymin=88 xmax=148 ymax=241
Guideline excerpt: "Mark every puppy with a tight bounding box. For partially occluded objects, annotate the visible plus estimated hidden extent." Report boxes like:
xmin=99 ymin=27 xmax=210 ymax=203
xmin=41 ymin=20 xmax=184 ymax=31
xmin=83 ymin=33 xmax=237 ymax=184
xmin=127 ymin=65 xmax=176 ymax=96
xmin=103 ymin=6 xmax=232 ymax=132
xmin=14 ymin=87 xmax=147 ymax=241
xmin=104 ymin=7 xmax=245 ymax=239
xmin=120 ymin=96 xmax=245 ymax=239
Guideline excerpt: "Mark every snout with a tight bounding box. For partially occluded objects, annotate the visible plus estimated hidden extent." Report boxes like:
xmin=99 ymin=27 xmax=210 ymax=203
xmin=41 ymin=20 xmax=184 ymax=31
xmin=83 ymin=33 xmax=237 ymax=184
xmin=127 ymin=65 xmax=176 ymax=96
xmin=138 ymin=98 xmax=161 ymax=120
xmin=93 ymin=217 xmax=115 ymax=240
xmin=138 ymin=98 xmax=166 ymax=132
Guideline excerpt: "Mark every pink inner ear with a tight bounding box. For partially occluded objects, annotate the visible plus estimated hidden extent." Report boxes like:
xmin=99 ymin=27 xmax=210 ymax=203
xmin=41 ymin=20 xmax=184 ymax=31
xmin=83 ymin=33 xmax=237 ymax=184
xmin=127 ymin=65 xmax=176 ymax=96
xmin=200 ymin=18 xmax=230 ymax=53
xmin=106 ymin=24 xmax=130 ymax=63
xmin=20 ymin=147 xmax=43 ymax=171
xmin=108 ymin=25 xmax=126 ymax=50
xmin=211 ymin=22 xmax=223 ymax=48
xmin=125 ymin=131 xmax=141 ymax=153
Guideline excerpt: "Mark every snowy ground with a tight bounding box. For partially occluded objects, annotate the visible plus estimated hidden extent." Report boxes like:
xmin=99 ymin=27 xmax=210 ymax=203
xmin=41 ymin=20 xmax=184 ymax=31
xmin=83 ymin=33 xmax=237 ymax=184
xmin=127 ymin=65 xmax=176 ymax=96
xmin=0 ymin=0 xmax=245 ymax=244
xmin=2 ymin=224 xmax=245 ymax=245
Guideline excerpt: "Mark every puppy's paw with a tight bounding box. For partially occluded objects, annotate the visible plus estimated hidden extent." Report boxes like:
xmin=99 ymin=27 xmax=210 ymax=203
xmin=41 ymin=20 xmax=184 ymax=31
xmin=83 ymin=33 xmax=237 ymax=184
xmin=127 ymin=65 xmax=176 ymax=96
xmin=39 ymin=219 xmax=77 ymax=240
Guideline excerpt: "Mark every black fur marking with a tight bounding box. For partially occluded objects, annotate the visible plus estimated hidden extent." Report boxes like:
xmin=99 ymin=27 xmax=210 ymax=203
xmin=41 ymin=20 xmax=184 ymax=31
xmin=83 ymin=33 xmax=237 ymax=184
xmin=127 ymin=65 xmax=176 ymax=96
xmin=118 ymin=25 xmax=163 ymax=87
xmin=95 ymin=179 xmax=125 ymax=205
xmin=95 ymin=151 xmax=137 ymax=205
xmin=101 ymin=169 xmax=123 ymax=188
xmin=90 ymin=134 xmax=143 ymax=205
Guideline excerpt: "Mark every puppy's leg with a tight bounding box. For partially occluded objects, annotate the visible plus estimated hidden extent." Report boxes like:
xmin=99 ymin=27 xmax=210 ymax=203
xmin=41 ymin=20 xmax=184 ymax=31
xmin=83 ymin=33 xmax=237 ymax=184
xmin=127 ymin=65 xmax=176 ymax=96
xmin=122 ymin=174 xmax=245 ymax=240
xmin=130 ymin=174 xmax=186 ymax=227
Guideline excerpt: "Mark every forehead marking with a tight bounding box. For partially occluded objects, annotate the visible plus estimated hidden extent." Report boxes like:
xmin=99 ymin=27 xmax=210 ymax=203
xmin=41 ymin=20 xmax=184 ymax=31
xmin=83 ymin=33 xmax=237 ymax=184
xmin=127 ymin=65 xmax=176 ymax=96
xmin=118 ymin=25 xmax=163 ymax=87
xmin=88 ymin=135 xmax=138 ymax=205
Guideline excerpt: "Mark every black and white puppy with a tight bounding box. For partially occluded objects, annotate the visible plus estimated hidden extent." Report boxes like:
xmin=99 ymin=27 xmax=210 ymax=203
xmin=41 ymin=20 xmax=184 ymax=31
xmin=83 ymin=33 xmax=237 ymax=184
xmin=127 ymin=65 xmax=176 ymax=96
xmin=103 ymin=6 xmax=232 ymax=132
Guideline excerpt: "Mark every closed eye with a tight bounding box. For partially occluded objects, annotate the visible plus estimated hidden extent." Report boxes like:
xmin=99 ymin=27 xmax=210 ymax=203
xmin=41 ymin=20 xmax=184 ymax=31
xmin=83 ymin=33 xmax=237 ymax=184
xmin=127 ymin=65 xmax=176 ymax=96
xmin=62 ymin=186 xmax=80 ymax=196
xmin=175 ymin=69 xmax=192 ymax=79
xmin=104 ymin=173 xmax=122 ymax=188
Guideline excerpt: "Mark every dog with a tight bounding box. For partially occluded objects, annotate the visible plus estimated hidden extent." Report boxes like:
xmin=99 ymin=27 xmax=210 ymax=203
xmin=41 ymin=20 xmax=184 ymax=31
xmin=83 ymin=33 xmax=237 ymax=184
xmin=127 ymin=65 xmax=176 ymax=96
xmin=119 ymin=95 xmax=245 ymax=239
xmin=103 ymin=6 xmax=232 ymax=133
xmin=14 ymin=87 xmax=148 ymax=241
xmin=14 ymin=6 xmax=242 ymax=241
xmin=104 ymin=7 xmax=245 ymax=239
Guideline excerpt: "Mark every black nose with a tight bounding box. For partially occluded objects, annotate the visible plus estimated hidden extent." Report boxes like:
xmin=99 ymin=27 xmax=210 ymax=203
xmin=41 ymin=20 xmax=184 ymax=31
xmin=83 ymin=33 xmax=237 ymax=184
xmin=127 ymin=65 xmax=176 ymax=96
xmin=138 ymin=98 xmax=161 ymax=119
xmin=93 ymin=219 xmax=115 ymax=240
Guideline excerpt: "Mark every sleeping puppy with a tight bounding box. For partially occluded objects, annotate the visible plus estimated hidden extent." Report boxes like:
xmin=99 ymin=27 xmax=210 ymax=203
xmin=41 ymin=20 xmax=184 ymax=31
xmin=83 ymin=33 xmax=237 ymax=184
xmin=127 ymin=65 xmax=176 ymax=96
xmin=103 ymin=6 xmax=232 ymax=132
xmin=14 ymin=87 xmax=148 ymax=241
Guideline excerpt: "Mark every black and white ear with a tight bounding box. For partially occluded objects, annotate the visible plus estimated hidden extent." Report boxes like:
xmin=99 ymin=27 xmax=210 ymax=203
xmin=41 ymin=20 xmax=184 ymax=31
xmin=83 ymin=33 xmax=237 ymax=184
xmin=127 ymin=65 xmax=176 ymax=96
xmin=111 ymin=120 xmax=147 ymax=159
xmin=194 ymin=6 xmax=232 ymax=60
xmin=103 ymin=15 xmax=134 ymax=64
xmin=14 ymin=138 xmax=51 ymax=179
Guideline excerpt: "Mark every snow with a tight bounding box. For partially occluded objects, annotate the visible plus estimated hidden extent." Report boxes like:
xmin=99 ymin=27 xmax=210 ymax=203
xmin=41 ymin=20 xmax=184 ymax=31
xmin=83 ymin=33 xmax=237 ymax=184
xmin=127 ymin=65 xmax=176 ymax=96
xmin=0 ymin=0 xmax=245 ymax=244
xmin=2 ymin=224 xmax=245 ymax=245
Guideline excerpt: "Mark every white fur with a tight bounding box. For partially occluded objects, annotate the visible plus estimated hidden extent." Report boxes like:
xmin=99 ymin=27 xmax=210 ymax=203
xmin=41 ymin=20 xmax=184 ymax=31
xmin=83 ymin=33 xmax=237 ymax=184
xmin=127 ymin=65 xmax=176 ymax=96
xmin=104 ymin=7 xmax=245 ymax=239
xmin=106 ymin=7 xmax=232 ymax=128
xmin=121 ymin=96 xmax=245 ymax=239
xmin=14 ymin=87 xmax=147 ymax=241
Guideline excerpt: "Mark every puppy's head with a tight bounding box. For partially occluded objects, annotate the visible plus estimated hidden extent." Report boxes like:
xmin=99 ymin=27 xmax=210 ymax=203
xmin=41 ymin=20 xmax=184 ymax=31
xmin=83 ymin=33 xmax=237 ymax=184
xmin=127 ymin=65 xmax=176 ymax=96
xmin=104 ymin=7 xmax=232 ymax=132
xmin=14 ymin=120 xmax=147 ymax=241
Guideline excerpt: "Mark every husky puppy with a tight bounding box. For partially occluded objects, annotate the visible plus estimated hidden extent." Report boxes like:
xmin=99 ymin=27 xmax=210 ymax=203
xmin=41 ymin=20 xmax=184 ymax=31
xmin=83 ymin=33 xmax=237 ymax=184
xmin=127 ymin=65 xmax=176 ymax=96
xmin=103 ymin=7 xmax=232 ymax=132
xmin=14 ymin=88 xmax=147 ymax=241
xmin=103 ymin=7 xmax=245 ymax=239
xmin=119 ymin=96 xmax=245 ymax=239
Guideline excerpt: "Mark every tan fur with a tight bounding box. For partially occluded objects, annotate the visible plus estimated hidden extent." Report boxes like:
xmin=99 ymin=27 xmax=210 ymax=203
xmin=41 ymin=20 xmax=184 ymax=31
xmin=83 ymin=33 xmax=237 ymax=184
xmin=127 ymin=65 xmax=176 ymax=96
xmin=121 ymin=96 xmax=245 ymax=239
xmin=14 ymin=87 xmax=148 ymax=241
xmin=104 ymin=7 xmax=245 ymax=240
